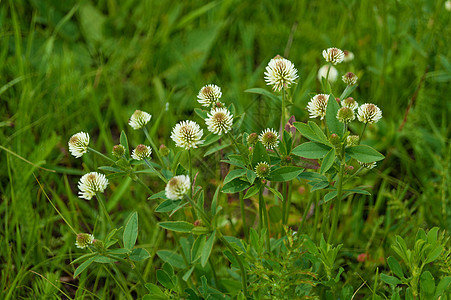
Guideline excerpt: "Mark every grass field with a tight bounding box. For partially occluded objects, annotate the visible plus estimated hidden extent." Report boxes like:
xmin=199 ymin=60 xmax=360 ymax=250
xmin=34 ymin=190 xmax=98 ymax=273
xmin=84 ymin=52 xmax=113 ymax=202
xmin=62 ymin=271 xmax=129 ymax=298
xmin=1 ymin=0 xmax=450 ymax=299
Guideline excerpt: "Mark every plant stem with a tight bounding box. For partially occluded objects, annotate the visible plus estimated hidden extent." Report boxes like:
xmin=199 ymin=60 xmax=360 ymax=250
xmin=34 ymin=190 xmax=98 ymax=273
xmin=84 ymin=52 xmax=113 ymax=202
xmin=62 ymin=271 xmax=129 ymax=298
xmin=88 ymin=147 xmax=116 ymax=163
xmin=187 ymin=149 xmax=197 ymax=220
xmin=239 ymin=191 xmax=248 ymax=242
xmin=96 ymin=193 xmax=113 ymax=231
xmin=328 ymin=141 xmax=346 ymax=243
xmin=282 ymin=182 xmax=287 ymax=225
xmin=143 ymin=158 xmax=168 ymax=183
xmin=281 ymin=88 xmax=286 ymax=132
xmin=259 ymin=187 xmax=271 ymax=253
xmin=135 ymin=176 xmax=154 ymax=194
xmin=228 ymin=132 xmax=251 ymax=168
xmin=313 ymin=191 xmax=320 ymax=242
xmin=358 ymin=123 xmax=368 ymax=144
xmin=143 ymin=127 xmax=164 ymax=166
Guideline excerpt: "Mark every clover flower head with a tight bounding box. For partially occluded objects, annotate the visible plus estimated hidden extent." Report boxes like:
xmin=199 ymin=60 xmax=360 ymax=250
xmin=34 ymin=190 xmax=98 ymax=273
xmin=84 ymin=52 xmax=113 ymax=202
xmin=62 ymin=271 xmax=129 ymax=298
xmin=112 ymin=144 xmax=125 ymax=158
xmin=205 ymin=107 xmax=233 ymax=135
xmin=76 ymin=233 xmax=94 ymax=249
xmin=78 ymin=172 xmax=109 ymax=200
xmin=337 ymin=107 xmax=355 ymax=124
xmin=264 ymin=55 xmax=299 ymax=91
xmin=307 ymin=94 xmax=330 ymax=120
xmin=255 ymin=162 xmax=271 ymax=178
xmin=68 ymin=132 xmax=90 ymax=158
xmin=343 ymin=50 xmax=355 ymax=62
xmin=342 ymin=72 xmax=358 ymax=85
xmin=346 ymin=135 xmax=359 ymax=147
xmin=128 ymin=110 xmax=152 ymax=130
xmin=259 ymin=128 xmax=280 ymax=149
xmin=197 ymin=84 xmax=222 ymax=107
xmin=357 ymin=103 xmax=382 ymax=124
xmin=247 ymin=133 xmax=258 ymax=146
xmin=170 ymin=120 xmax=204 ymax=150
xmin=341 ymin=97 xmax=358 ymax=111
xmin=358 ymin=161 xmax=377 ymax=169
xmin=322 ymin=47 xmax=345 ymax=65
xmin=131 ymin=144 xmax=152 ymax=160
xmin=317 ymin=65 xmax=338 ymax=83
xmin=165 ymin=175 xmax=191 ymax=200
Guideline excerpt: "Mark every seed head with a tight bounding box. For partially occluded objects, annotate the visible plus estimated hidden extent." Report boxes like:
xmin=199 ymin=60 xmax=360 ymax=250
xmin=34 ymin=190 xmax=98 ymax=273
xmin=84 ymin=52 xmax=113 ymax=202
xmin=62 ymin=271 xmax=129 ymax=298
xmin=75 ymin=233 xmax=94 ymax=249
xmin=259 ymin=128 xmax=280 ymax=149
xmin=112 ymin=144 xmax=125 ymax=158
xmin=131 ymin=144 xmax=152 ymax=160
xmin=342 ymin=72 xmax=358 ymax=85
xmin=264 ymin=55 xmax=299 ymax=91
xmin=128 ymin=110 xmax=152 ymax=130
xmin=68 ymin=132 xmax=90 ymax=158
xmin=78 ymin=172 xmax=109 ymax=200
xmin=357 ymin=103 xmax=382 ymax=124
xmin=205 ymin=107 xmax=233 ymax=135
xmin=165 ymin=175 xmax=190 ymax=200
xmin=337 ymin=107 xmax=355 ymax=124
xmin=197 ymin=84 xmax=222 ymax=107
xmin=322 ymin=47 xmax=345 ymax=65
xmin=317 ymin=65 xmax=338 ymax=83
xmin=307 ymin=94 xmax=330 ymax=120
xmin=255 ymin=162 xmax=271 ymax=178
xmin=170 ymin=120 xmax=204 ymax=150
xmin=341 ymin=97 xmax=358 ymax=111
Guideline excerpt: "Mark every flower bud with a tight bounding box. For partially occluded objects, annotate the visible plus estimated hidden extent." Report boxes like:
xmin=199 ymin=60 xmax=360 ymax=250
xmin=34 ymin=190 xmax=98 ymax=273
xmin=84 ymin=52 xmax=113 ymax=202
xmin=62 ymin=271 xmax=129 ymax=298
xmin=159 ymin=144 xmax=170 ymax=156
xmin=337 ymin=107 xmax=356 ymax=124
xmin=112 ymin=144 xmax=125 ymax=158
xmin=247 ymin=133 xmax=258 ymax=146
xmin=255 ymin=162 xmax=271 ymax=178
xmin=342 ymin=97 xmax=358 ymax=111
xmin=329 ymin=133 xmax=340 ymax=146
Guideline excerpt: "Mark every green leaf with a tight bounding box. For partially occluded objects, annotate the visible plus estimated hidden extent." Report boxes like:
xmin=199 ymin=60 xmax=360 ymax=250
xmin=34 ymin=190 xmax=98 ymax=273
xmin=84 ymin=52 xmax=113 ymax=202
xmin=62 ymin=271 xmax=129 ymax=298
xmin=380 ymin=273 xmax=402 ymax=286
xmin=251 ymin=141 xmax=270 ymax=168
xmin=387 ymin=257 xmax=404 ymax=278
xmin=221 ymin=178 xmax=250 ymax=193
xmin=156 ymin=269 xmax=175 ymax=290
xmin=130 ymin=248 xmax=151 ymax=261
xmin=308 ymin=121 xmax=330 ymax=145
xmin=298 ymin=172 xmax=328 ymax=181
xmin=158 ymin=221 xmax=194 ymax=233
xmin=94 ymin=256 xmax=118 ymax=263
xmin=148 ymin=190 xmax=168 ymax=201
xmin=434 ymin=276 xmax=451 ymax=298
xmin=191 ymin=235 xmax=206 ymax=263
xmin=70 ymin=253 xmax=97 ymax=265
xmin=343 ymin=188 xmax=371 ymax=196
xmin=155 ymin=199 xmax=182 ymax=213
xmin=201 ymin=230 xmax=216 ymax=267
xmin=120 ymin=130 xmax=130 ymax=157
xmin=123 ymin=212 xmax=138 ymax=250
xmin=244 ymin=184 xmax=260 ymax=199
xmin=309 ymin=180 xmax=330 ymax=191
xmin=182 ymin=266 xmax=195 ymax=282
xmin=266 ymin=185 xmax=283 ymax=201
xmin=144 ymin=283 xmax=167 ymax=299
xmin=157 ymin=250 xmax=186 ymax=269
xmin=324 ymin=191 xmax=337 ymax=203
xmin=325 ymin=95 xmax=344 ymax=137
xmin=74 ymin=256 xmax=97 ymax=278
xmin=294 ymin=122 xmax=324 ymax=143
xmin=320 ymin=149 xmax=336 ymax=174
xmin=204 ymin=143 xmax=231 ymax=157
xmin=194 ymin=108 xmax=208 ymax=119
xmin=223 ymin=169 xmax=247 ymax=185
xmin=425 ymin=245 xmax=443 ymax=264
xmin=246 ymin=169 xmax=257 ymax=185
xmin=267 ymin=166 xmax=304 ymax=182
xmin=98 ymin=166 xmax=124 ymax=173
xmin=202 ymin=133 xmax=221 ymax=147
xmin=245 ymin=88 xmax=281 ymax=103
xmin=346 ymin=145 xmax=384 ymax=163
xmin=211 ymin=186 xmax=221 ymax=216
xmin=292 ymin=142 xmax=331 ymax=159
xmin=420 ymin=271 xmax=435 ymax=295
xmin=426 ymin=227 xmax=439 ymax=244
xmin=282 ymin=130 xmax=293 ymax=155
xmin=339 ymin=84 xmax=357 ymax=100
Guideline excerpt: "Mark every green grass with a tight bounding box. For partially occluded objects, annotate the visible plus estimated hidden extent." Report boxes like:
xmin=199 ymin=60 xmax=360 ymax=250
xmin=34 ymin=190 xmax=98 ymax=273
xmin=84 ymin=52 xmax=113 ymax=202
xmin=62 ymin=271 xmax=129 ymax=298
xmin=1 ymin=0 xmax=450 ymax=298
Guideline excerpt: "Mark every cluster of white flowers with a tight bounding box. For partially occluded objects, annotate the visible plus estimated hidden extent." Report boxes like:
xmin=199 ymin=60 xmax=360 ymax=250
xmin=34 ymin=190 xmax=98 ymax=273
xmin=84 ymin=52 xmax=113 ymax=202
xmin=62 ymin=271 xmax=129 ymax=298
xmin=264 ymin=55 xmax=299 ymax=91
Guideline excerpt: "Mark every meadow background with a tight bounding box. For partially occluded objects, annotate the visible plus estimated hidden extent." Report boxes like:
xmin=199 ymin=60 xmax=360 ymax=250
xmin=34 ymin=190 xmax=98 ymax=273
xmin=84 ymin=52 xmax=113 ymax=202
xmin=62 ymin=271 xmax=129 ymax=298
xmin=0 ymin=0 xmax=450 ymax=298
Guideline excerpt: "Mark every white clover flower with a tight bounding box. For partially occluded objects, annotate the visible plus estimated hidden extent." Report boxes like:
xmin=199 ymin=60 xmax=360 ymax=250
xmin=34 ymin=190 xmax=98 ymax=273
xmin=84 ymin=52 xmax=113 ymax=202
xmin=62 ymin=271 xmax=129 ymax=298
xmin=264 ymin=55 xmax=299 ymax=91
xmin=322 ymin=47 xmax=345 ymax=65
xmin=446 ymin=1 xmax=451 ymax=11
xmin=75 ymin=233 xmax=94 ymax=249
xmin=259 ymin=128 xmax=280 ymax=149
xmin=128 ymin=110 xmax=152 ymax=130
xmin=131 ymin=144 xmax=152 ymax=160
xmin=358 ymin=161 xmax=376 ymax=169
xmin=197 ymin=84 xmax=222 ymax=107
xmin=343 ymin=50 xmax=355 ymax=62
xmin=68 ymin=132 xmax=90 ymax=158
xmin=170 ymin=120 xmax=204 ymax=150
xmin=165 ymin=175 xmax=190 ymax=200
xmin=341 ymin=97 xmax=359 ymax=111
xmin=307 ymin=94 xmax=330 ymax=120
xmin=317 ymin=65 xmax=338 ymax=83
xmin=342 ymin=72 xmax=358 ymax=85
xmin=255 ymin=162 xmax=271 ymax=178
xmin=205 ymin=107 xmax=233 ymax=135
xmin=357 ymin=103 xmax=382 ymax=124
xmin=78 ymin=172 xmax=109 ymax=200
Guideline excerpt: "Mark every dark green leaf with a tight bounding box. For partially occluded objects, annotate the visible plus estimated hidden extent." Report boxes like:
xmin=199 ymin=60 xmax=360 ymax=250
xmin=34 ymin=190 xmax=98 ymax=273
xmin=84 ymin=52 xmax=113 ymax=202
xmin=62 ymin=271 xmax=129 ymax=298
xmin=246 ymin=169 xmax=257 ymax=185
xmin=245 ymin=88 xmax=281 ymax=103
xmin=123 ymin=212 xmax=138 ymax=250
xmin=201 ymin=230 xmax=216 ymax=267
xmin=144 ymin=283 xmax=167 ymax=299
xmin=320 ymin=149 xmax=336 ymax=174
xmin=223 ymin=169 xmax=247 ymax=185
xmin=244 ymin=184 xmax=260 ymax=199
xmin=155 ymin=199 xmax=182 ymax=213
xmin=251 ymin=141 xmax=270 ymax=168
xmin=148 ymin=190 xmax=168 ymax=201
xmin=380 ymin=273 xmax=402 ymax=286
xmin=425 ymin=245 xmax=443 ymax=264
xmin=120 ymin=130 xmax=130 ymax=156
xmin=267 ymin=166 xmax=304 ymax=182
xmin=298 ymin=172 xmax=328 ymax=181
xmin=94 ymin=256 xmax=118 ymax=263
xmin=387 ymin=257 xmax=404 ymax=278
xmin=74 ymin=256 xmax=97 ymax=278
xmin=191 ymin=235 xmax=206 ymax=263
xmin=324 ymin=191 xmax=337 ymax=203
xmin=420 ymin=271 xmax=435 ymax=295
xmin=309 ymin=180 xmax=330 ymax=191
xmin=194 ymin=108 xmax=208 ymax=119
xmin=202 ymin=133 xmax=221 ymax=147
xmin=325 ymin=95 xmax=344 ymax=137
xmin=308 ymin=121 xmax=330 ymax=145
xmin=182 ymin=266 xmax=195 ymax=282
xmin=157 ymin=250 xmax=186 ymax=269
xmin=266 ymin=185 xmax=283 ymax=201
xmin=434 ymin=276 xmax=451 ymax=298
xmin=221 ymin=178 xmax=250 ymax=193
xmin=204 ymin=143 xmax=231 ymax=157
xmin=156 ymin=269 xmax=175 ymax=290
xmin=292 ymin=142 xmax=331 ymax=159
xmin=98 ymin=166 xmax=123 ymax=173
xmin=130 ymin=248 xmax=151 ymax=261
xmin=158 ymin=221 xmax=194 ymax=233
xmin=294 ymin=122 xmax=324 ymax=143
xmin=346 ymin=145 xmax=384 ymax=163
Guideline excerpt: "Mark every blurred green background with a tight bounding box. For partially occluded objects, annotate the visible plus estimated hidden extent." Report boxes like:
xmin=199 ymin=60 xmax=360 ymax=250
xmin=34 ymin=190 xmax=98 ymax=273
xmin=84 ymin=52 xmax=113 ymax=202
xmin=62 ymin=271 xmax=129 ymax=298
xmin=1 ymin=0 xmax=450 ymax=298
